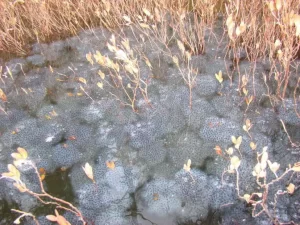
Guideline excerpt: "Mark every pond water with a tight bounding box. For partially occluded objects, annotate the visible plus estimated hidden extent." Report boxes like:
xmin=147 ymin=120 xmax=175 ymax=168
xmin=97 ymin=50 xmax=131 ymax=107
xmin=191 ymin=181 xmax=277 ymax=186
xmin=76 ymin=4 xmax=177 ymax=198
xmin=0 ymin=20 xmax=299 ymax=225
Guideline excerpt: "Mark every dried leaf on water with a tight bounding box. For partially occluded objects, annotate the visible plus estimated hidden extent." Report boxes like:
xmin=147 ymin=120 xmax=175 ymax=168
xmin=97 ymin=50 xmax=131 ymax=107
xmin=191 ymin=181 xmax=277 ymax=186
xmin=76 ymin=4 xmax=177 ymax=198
xmin=106 ymin=161 xmax=115 ymax=170
xmin=0 ymin=88 xmax=7 ymax=102
xmin=82 ymin=163 xmax=95 ymax=183
xmin=183 ymin=159 xmax=191 ymax=172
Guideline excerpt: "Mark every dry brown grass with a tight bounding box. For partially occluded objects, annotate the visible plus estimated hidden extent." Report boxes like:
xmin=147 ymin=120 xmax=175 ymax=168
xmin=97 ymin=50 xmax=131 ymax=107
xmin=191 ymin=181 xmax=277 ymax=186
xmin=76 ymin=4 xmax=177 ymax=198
xmin=0 ymin=0 xmax=220 ymax=56
xmin=0 ymin=0 xmax=300 ymax=100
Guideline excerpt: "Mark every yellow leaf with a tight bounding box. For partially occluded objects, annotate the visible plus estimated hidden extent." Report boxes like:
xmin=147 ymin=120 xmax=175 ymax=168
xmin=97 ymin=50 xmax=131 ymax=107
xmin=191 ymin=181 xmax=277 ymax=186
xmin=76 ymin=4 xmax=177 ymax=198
xmin=292 ymin=162 xmax=300 ymax=172
xmin=123 ymin=15 xmax=132 ymax=23
xmin=286 ymin=183 xmax=295 ymax=194
xmin=78 ymin=77 xmax=87 ymax=84
xmin=231 ymin=136 xmax=242 ymax=149
xmin=11 ymin=153 xmax=23 ymax=160
xmin=98 ymin=70 xmax=105 ymax=80
xmin=267 ymin=1 xmax=275 ymax=11
xmin=275 ymin=0 xmax=282 ymax=11
xmin=274 ymin=39 xmax=281 ymax=49
xmin=121 ymin=39 xmax=131 ymax=52
xmin=86 ymin=52 xmax=94 ymax=65
xmin=144 ymin=57 xmax=152 ymax=69
xmin=277 ymin=49 xmax=283 ymax=60
xmin=172 ymin=56 xmax=179 ymax=67
xmin=215 ymin=70 xmax=223 ymax=83
xmin=110 ymin=34 xmax=116 ymax=46
xmin=97 ymin=82 xmax=103 ymax=89
xmin=142 ymin=8 xmax=152 ymax=17
xmin=82 ymin=163 xmax=94 ymax=183
xmin=17 ymin=147 xmax=28 ymax=159
xmin=139 ymin=23 xmax=150 ymax=29
xmin=177 ymin=39 xmax=185 ymax=55
xmin=250 ymin=142 xmax=257 ymax=150
xmin=183 ymin=159 xmax=191 ymax=172
xmin=46 ymin=215 xmax=57 ymax=222
xmin=107 ymin=43 xmax=116 ymax=52
xmin=7 ymin=164 xmax=20 ymax=180
xmin=39 ymin=168 xmax=46 ymax=181
xmin=13 ymin=218 xmax=21 ymax=224
xmin=267 ymin=160 xmax=280 ymax=174
xmin=49 ymin=65 xmax=54 ymax=73
xmin=245 ymin=95 xmax=253 ymax=105
xmin=236 ymin=21 xmax=246 ymax=36
xmin=115 ymin=50 xmax=128 ymax=61
xmin=0 ymin=88 xmax=7 ymax=102
xmin=106 ymin=161 xmax=115 ymax=170
xmin=243 ymin=194 xmax=251 ymax=203
xmin=226 ymin=147 xmax=234 ymax=155
xmin=230 ymin=156 xmax=241 ymax=170
xmin=1 ymin=172 xmax=15 ymax=178
xmin=242 ymin=87 xmax=248 ymax=96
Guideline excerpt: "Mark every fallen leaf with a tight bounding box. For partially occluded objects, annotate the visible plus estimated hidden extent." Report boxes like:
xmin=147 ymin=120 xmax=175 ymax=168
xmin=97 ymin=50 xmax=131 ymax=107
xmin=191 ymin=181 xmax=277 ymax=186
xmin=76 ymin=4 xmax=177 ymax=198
xmin=245 ymin=96 xmax=253 ymax=105
xmin=250 ymin=142 xmax=257 ymax=150
xmin=242 ymin=87 xmax=248 ymax=96
xmin=215 ymin=70 xmax=223 ymax=83
xmin=153 ymin=193 xmax=159 ymax=201
xmin=39 ymin=167 xmax=46 ymax=181
xmin=291 ymin=162 xmax=300 ymax=172
xmin=68 ymin=136 xmax=76 ymax=140
xmin=78 ymin=77 xmax=87 ymax=84
xmin=82 ymin=163 xmax=95 ymax=183
xmin=172 ymin=56 xmax=179 ymax=67
xmin=46 ymin=209 xmax=71 ymax=225
xmin=86 ymin=52 xmax=94 ymax=65
xmin=106 ymin=161 xmax=115 ymax=170
xmin=214 ymin=146 xmax=222 ymax=155
xmin=243 ymin=194 xmax=251 ymax=203
xmin=97 ymin=82 xmax=103 ymax=89
xmin=286 ymin=183 xmax=295 ymax=194
xmin=98 ymin=70 xmax=105 ymax=80
xmin=183 ymin=159 xmax=191 ymax=172
xmin=0 ymin=88 xmax=7 ymax=102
